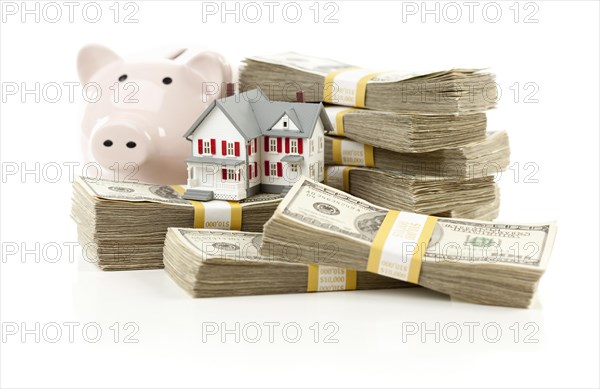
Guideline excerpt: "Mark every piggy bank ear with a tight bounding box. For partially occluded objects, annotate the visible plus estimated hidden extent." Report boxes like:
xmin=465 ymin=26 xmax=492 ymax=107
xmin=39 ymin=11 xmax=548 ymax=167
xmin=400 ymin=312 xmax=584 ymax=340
xmin=186 ymin=51 xmax=232 ymax=86
xmin=77 ymin=44 xmax=122 ymax=84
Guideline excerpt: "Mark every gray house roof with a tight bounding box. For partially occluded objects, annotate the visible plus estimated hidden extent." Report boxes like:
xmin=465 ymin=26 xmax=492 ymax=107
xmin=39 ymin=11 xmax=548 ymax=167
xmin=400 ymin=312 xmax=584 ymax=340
xmin=183 ymin=87 xmax=333 ymax=141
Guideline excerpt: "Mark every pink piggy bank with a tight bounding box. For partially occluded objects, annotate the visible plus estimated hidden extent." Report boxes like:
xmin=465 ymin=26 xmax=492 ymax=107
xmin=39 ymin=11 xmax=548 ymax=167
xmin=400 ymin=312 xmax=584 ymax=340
xmin=77 ymin=44 xmax=232 ymax=184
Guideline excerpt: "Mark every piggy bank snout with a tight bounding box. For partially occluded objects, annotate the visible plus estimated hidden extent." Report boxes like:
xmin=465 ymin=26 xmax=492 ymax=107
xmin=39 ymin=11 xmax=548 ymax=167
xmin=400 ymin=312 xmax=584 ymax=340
xmin=90 ymin=123 xmax=151 ymax=169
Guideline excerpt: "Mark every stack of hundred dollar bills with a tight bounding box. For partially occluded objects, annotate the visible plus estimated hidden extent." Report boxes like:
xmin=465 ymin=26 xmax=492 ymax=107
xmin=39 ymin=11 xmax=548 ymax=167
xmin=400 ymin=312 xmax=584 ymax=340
xmin=261 ymin=178 xmax=556 ymax=308
xmin=71 ymin=177 xmax=282 ymax=270
xmin=240 ymin=52 xmax=509 ymax=218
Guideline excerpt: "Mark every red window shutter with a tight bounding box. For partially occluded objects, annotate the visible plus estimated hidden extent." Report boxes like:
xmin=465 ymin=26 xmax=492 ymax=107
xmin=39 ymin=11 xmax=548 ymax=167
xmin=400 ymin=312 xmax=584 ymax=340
xmin=198 ymin=139 xmax=203 ymax=155
xmin=247 ymin=143 xmax=251 ymax=155
xmin=222 ymin=140 xmax=227 ymax=156
xmin=237 ymin=171 xmax=240 ymax=181
xmin=264 ymin=161 xmax=270 ymax=176
xmin=211 ymin=139 xmax=216 ymax=154
xmin=254 ymin=162 xmax=257 ymax=178
xmin=264 ymin=136 xmax=269 ymax=152
xmin=254 ymin=138 xmax=257 ymax=151
xmin=235 ymin=142 xmax=240 ymax=156
xmin=249 ymin=164 xmax=252 ymax=179
xmin=285 ymin=138 xmax=290 ymax=153
xmin=298 ymin=139 xmax=303 ymax=154
xmin=277 ymin=138 xmax=282 ymax=153
xmin=221 ymin=168 xmax=227 ymax=180
xmin=277 ymin=162 xmax=283 ymax=177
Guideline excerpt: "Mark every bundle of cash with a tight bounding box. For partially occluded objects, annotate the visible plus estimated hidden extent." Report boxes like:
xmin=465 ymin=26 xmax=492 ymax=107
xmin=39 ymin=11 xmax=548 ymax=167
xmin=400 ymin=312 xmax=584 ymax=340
xmin=324 ymin=166 xmax=499 ymax=219
xmin=71 ymin=177 xmax=281 ymax=270
xmin=239 ymin=52 xmax=496 ymax=114
xmin=325 ymin=131 xmax=510 ymax=179
xmin=324 ymin=106 xmax=487 ymax=153
xmin=262 ymin=178 xmax=556 ymax=308
xmin=164 ymin=228 xmax=410 ymax=297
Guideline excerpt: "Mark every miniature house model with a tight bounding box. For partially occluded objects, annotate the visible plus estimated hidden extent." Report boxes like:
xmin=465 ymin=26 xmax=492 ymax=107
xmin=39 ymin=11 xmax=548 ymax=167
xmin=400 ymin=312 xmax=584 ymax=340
xmin=182 ymin=87 xmax=333 ymax=201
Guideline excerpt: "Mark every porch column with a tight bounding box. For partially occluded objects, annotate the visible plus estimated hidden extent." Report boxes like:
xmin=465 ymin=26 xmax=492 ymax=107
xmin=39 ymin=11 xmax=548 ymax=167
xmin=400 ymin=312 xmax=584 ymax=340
xmin=187 ymin=165 xmax=193 ymax=186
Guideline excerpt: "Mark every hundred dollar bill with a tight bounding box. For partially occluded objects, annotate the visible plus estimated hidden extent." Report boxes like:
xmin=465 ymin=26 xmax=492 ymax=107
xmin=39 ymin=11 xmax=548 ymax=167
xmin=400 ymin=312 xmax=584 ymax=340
xmin=164 ymin=228 xmax=410 ymax=297
xmin=239 ymin=52 xmax=496 ymax=114
xmin=262 ymin=177 xmax=556 ymax=308
xmin=71 ymin=177 xmax=282 ymax=270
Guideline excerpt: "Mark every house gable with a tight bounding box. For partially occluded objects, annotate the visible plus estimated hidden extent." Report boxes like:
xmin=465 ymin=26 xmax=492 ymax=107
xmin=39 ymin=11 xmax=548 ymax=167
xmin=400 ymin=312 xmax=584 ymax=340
xmin=253 ymin=103 xmax=332 ymax=138
xmin=268 ymin=111 xmax=301 ymax=132
xmin=189 ymin=108 xmax=246 ymax=158
xmin=184 ymin=91 xmax=264 ymax=142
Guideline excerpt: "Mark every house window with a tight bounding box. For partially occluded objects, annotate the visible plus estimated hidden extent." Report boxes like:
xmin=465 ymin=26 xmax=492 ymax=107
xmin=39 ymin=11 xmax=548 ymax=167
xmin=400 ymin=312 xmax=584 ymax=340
xmin=318 ymin=161 xmax=323 ymax=176
xmin=203 ymin=141 xmax=211 ymax=154
xmin=290 ymin=164 xmax=298 ymax=173
xmin=227 ymin=142 xmax=235 ymax=156
xmin=282 ymin=119 xmax=288 ymax=128
xmin=269 ymin=138 xmax=278 ymax=152
xmin=227 ymin=168 xmax=236 ymax=181
xmin=309 ymin=139 xmax=315 ymax=156
xmin=251 ymin=140 xmax=256 ymax=153
xmin=270 ymin=163 xmax=278 ymax=177
xmin=318 ymin=136 xmax=324 ymax=152
xmin=309 ymin=164 xmax=315 ymax=179
xmin=290 ymin=139 xmax=298 ymax=154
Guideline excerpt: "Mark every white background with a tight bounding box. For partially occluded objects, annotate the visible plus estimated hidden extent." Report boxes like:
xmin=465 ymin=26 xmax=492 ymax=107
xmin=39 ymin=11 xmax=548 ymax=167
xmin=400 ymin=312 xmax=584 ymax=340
xmin=1 ymin=1 xmax=599 ymax=388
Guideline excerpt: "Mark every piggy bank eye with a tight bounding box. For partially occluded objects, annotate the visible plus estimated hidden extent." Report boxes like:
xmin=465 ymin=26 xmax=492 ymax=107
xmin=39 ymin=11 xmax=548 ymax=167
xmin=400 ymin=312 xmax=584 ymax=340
xmin=118 ymin=75 xmax=127 ymax=82
xmin=162 ymin=77 xmax=172 ymax=85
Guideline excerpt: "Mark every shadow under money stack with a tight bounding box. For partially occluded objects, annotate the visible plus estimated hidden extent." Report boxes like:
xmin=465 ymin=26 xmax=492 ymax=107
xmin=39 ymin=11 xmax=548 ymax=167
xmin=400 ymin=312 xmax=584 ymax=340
xmin=239 ymin=52 xmax=508 ymax=219
xmin=71 ymin=177 xmax=281 ymax=270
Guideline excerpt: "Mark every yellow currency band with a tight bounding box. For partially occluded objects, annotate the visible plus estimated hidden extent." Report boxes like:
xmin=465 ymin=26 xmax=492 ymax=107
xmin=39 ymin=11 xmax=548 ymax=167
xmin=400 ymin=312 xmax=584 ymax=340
xmin=355 ymin=72 xmax=384 ymax=108
xmin=228 ymin=201 xmax=242 ymax=231
xmin=323 ymin=165 xmax=354 ymax=192
xmin=323 ymin=66 xmax=359 ymax=104
xmin=331 ymin=138 xmax=375 ymax=167
xmin=335 ymin=108 xmax=359 ymax=136
xmin=171 ymin=185 xmax=242 ymax=230
xmin=408 ymin=215 xmax=437 ymax=283
xmin=332 ymin=138 xmax=343 ymax=165
xmin=364 ymin=144 xmax=375 ymax=167
xmin=346 ymin=269 xmax=358 ymax=290
xmin=342 ymin=166 xmax=354 ymax=192
xmin=367 ymin=211 xmax=399 ymax=274
xmin=323 ymin=67 xmax=384 ymax=107
xmin=307 ymin=265 xmax=319 ymax=292
xmin=307 ymin=265 xmax=357 ymax=292
xmin=367 ymin=210 xmax=438 ymax=284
